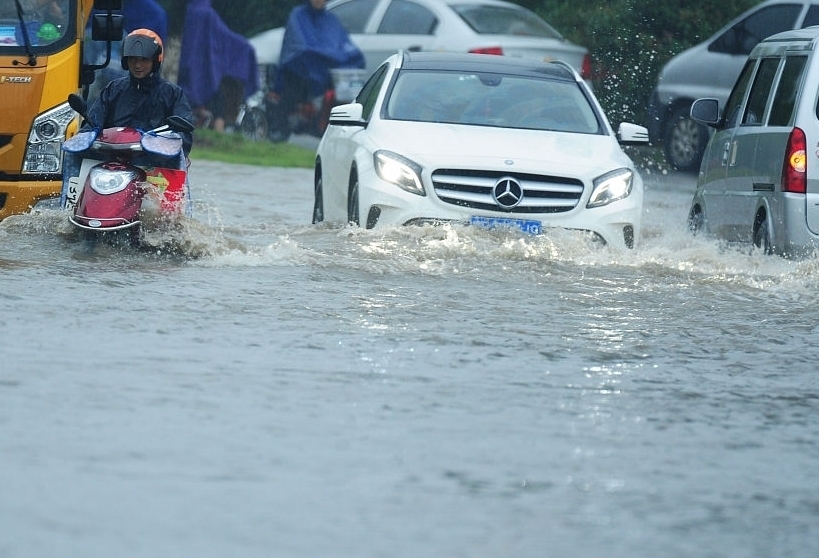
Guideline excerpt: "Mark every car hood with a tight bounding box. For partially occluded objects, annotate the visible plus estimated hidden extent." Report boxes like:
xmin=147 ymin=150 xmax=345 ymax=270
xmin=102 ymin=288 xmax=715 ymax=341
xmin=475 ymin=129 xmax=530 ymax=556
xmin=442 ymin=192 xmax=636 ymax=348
xmin=369 ymin=121 xmax=631 ymax=178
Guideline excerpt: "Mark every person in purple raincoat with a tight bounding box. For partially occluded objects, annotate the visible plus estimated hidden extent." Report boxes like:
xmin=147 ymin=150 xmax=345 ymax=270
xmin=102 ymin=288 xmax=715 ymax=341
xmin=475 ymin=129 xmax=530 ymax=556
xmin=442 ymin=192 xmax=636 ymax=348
xmin=177 ymin=0 xmax=258 ymax=132
xmin=267 ymin=0 xmax=364 ymax=142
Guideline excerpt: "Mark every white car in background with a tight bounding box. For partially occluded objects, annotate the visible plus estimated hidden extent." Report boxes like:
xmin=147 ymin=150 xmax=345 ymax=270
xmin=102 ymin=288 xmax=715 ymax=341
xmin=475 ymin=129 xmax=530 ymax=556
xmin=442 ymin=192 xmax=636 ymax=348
xmin=312 ymin=51 xmax=648 ymax=250
xmin=250 ymin=0 xmax=592 ymax=82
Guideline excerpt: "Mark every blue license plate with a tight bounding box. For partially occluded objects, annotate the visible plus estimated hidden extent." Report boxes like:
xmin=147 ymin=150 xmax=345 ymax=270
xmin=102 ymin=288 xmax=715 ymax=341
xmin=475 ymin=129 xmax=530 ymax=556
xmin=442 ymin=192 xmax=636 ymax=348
xmin=469 ymin=216 xmax=542 ymax=235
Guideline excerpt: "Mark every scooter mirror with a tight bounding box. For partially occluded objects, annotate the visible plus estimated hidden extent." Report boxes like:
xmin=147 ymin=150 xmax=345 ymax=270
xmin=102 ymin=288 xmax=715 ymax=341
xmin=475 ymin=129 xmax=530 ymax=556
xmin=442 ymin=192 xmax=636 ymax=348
xmin=166 ymin=115 xmax=195 ymax=134
xmin=68 ymin=93 xmax=87 ymax=117
xmin=67 ymin=93 xmax=96 ymax=129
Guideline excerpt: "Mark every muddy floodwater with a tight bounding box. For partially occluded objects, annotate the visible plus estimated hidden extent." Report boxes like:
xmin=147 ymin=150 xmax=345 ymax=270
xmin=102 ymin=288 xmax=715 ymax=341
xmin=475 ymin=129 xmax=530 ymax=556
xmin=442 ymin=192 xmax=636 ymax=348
xmin=2 ymin=160 xmax=818 ymax=558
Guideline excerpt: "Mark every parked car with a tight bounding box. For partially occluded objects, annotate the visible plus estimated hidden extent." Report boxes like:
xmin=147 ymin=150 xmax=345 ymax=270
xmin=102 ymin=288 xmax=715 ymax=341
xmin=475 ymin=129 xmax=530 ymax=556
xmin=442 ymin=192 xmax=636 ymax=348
xmin=250 ymin=0 xmax=592 ymax=82
xmin=687 ymin=26 xmax=819 ymax=257
xmin=647 ymin=0 xmax=819 ymax=172
xmin=313 ymin=51 xmax=648 ymax=250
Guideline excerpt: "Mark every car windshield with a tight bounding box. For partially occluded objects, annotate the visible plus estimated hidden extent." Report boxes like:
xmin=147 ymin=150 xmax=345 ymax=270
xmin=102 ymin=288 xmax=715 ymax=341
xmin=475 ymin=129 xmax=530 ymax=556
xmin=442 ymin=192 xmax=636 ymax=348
xmin=385 ymin=68 xmax=602 ymax=134
xmin=451 ymin=3 xmax=562 ymax=38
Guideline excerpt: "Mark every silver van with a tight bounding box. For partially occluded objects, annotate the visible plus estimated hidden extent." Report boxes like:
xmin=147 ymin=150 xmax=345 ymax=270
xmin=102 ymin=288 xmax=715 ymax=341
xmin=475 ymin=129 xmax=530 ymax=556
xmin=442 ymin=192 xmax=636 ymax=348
xmin=687 ymin=26 xmax=819 ymax=257
xmin=647 ymin=0 xmax=819 ymax=172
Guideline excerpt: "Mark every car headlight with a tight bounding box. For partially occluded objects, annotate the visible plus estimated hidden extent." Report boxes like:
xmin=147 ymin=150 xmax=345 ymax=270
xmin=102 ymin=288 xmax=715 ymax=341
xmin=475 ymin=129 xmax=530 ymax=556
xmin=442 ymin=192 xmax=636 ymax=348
xmin=373 ymin=150 xmax=425 ymax=196
xmin=587 ymin=168 xmax=633 ymax=208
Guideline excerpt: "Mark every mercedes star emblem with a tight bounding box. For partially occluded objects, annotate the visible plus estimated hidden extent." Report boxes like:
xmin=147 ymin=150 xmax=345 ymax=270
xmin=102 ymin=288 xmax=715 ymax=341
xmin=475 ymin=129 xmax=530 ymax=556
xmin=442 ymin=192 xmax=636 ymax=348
xmin=492 ymin=177 xmax=523 ymax=209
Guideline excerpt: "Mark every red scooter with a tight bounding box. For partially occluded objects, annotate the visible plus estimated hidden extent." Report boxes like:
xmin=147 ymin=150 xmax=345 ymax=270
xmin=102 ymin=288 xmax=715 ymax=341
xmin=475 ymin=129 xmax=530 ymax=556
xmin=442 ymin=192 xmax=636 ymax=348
xmin=62 ymin=94 xmax=194 ymax=245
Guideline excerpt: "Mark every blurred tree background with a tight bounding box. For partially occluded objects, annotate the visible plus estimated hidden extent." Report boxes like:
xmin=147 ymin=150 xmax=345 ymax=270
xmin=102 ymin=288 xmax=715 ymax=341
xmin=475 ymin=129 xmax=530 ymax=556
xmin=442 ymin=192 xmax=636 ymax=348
xmin=157 ymin=0 xmax=759 ymax=124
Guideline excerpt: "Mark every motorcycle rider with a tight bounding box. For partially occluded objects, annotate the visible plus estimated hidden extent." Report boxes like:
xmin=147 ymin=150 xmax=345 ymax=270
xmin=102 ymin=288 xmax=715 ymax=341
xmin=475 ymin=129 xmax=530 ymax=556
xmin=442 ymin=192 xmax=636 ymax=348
xmin=61 ymin=28 xmax=194 ymax=207
xmin=84 ymin=0 xmax=170 ymax=104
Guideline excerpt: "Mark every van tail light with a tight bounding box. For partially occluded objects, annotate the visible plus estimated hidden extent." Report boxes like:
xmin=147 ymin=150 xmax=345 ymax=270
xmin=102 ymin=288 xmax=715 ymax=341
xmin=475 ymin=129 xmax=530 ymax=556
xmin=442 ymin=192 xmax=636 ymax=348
xmin=782 ymin=127 xmax=807 ymax=194
xmin=469 ymin=46 xmax=504 ymax=56
xmin=580 ymin=53 xmax=593 ymax=81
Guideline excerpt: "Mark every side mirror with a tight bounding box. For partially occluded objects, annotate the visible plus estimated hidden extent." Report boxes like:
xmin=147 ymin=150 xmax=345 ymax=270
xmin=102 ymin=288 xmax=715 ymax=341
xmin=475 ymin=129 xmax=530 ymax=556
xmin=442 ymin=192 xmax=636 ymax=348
xmin=328 ymin=103 xmax=366 ymax=127
xmin=617 ymin=122 xmax=649 ymax=146
xmin=93 ymin=0 xmax=122 ymax=10
xmin=166 ymin=115 xmax=195 ymax=134
xmin=690 ymin=98 xmax=721 ymax=127
xmin=91 ymin=13 xmax=124 ymax=42
xmin=68 ymin=93 xmax=90 ymax=123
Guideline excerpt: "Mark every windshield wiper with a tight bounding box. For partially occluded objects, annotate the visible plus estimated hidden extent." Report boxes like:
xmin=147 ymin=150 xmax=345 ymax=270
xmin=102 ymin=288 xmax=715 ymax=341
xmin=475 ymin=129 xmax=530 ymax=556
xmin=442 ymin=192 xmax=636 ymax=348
xmin=13 ymin=0 xmax=38 ymax=66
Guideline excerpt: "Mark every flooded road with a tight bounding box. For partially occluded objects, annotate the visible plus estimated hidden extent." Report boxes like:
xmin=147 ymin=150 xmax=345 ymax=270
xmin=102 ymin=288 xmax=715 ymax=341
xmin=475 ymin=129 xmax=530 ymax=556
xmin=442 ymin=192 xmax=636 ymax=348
xmin=2 ymin=159 xmax=818 ymax=558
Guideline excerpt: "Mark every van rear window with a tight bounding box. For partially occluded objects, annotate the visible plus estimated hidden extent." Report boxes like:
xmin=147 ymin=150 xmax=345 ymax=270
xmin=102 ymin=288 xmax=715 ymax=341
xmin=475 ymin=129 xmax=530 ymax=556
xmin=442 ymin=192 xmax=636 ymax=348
xmin=769 ymin=55 xmax=806 ymax=126
xmin=743 ymin=58 xmax=778 ymax=126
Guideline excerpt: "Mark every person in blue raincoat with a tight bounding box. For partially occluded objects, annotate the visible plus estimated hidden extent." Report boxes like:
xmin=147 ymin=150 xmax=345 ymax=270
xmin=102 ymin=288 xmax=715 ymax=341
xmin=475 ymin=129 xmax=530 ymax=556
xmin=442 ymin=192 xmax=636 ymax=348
xmin=267 ymin=0 xmax=364 ymax=142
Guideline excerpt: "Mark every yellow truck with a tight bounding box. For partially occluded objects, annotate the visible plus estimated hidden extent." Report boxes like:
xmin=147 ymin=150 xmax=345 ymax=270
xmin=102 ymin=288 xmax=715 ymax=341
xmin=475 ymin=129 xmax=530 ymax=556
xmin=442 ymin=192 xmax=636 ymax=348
xmin=0 ymin=0 xmax=122 ymax=221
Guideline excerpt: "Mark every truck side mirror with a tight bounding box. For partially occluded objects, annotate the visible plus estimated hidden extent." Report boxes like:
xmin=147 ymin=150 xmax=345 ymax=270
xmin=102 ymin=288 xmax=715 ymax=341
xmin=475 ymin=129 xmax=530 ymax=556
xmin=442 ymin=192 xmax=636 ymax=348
xmin=93 ymin=0 xmax=123 ymax=10
xmin=92 ymin=13 xmax=124 ymax=42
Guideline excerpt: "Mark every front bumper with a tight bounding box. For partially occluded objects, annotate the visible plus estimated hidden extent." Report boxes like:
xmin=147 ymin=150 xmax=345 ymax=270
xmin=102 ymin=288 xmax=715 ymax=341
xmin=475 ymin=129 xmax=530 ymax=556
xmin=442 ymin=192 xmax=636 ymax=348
xmin=357 ymin=175 xmax=644 ymax=250
xmin=0 ymin=178 xmax=61 ymax=221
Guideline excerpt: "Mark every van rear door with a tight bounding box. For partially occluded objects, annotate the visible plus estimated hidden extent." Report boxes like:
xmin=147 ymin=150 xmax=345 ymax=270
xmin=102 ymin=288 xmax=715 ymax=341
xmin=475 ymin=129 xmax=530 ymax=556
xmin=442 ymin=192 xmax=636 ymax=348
xmin=805 ymin=57 xmax=819 ymax=234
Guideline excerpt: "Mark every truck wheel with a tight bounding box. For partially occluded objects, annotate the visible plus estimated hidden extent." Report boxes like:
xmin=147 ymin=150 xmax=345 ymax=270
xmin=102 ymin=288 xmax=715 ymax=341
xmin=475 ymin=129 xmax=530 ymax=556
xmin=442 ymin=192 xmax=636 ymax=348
xmin=664 ymin=105 xmax=708 ymax=172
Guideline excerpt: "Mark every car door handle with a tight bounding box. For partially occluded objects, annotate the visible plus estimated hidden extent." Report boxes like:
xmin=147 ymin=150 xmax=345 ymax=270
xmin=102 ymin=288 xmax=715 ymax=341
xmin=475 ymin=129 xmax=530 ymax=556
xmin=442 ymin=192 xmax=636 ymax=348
xmin=407 ymin=45 xmax=422 ymax=52
xmin=753 ymin=183 xmax=775 ymax=192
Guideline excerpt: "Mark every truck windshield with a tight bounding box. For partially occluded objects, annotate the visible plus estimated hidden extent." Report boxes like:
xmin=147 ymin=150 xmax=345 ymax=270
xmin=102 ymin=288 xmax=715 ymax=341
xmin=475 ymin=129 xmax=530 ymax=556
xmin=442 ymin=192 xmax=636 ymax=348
xmin=0 ymin=0 xmax=76 ymax=54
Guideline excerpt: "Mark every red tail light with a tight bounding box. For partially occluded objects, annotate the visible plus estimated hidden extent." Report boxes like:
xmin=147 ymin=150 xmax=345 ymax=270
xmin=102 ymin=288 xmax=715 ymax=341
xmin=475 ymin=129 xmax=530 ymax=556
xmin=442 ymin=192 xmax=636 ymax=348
xmin=580 ymin=53 xmax=593 ymax=81
xmin=469 ymin=46 xmax=504 ymax=56
xmin=782 ymin=127 xmax=807 ymax=194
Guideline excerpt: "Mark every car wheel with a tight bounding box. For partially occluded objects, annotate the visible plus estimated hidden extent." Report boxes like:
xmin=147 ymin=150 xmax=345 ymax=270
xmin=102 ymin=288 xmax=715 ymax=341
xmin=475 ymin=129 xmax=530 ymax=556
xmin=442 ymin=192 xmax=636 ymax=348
xmin=347 ymin=170 xmax=360 ymax=226
xmin=753 ymin=214 xmax=773 ymax=255
xmin=664 ymin=105 xmax=708 ymax=172
xmin=240 ymin=106 xmax=267 ymax=141
xmin=312 ymin=165 xmax=324 ymax=224
xmin=687 ymin=207 xmax=704 ymax=235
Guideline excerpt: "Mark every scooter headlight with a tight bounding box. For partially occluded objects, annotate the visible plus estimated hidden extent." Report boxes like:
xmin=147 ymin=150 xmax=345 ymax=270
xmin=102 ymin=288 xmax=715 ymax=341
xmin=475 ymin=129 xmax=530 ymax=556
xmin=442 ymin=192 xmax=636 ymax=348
xmin=89 ymin=166 xmax=140 ymax=194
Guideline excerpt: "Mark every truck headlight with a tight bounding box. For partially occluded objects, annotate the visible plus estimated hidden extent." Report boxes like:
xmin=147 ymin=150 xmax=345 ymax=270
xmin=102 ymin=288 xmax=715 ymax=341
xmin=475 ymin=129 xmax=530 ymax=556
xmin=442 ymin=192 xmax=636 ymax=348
xmin=23 ymin=102 xmax=76 ymax=174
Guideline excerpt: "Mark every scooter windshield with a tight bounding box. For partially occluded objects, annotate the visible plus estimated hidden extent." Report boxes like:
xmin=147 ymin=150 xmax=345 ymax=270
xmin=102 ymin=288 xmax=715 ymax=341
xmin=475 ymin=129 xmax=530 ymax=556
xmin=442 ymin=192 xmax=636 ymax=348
xmin=142 ymin=132 xmax=183 ymax=157
xmin=62 ymin=129 xmax=98 ymax=152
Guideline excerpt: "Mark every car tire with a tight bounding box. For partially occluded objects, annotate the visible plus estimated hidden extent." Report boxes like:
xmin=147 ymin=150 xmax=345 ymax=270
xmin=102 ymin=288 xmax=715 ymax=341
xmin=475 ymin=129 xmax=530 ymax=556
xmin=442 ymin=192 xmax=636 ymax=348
xmin=347 ymin=170 xmax=360 ymax=226
xmin=688 ymin=207 xmax=704 ymax=235
xmin=753 ymin=214 xmax=773 ymax=255
xmin=312 ymin=165 xmax=324 ymax=224
xmin=664 ymin=105 xmax=708 ymax=172
xmin=240 ymin=106 xmax=268 ymax=141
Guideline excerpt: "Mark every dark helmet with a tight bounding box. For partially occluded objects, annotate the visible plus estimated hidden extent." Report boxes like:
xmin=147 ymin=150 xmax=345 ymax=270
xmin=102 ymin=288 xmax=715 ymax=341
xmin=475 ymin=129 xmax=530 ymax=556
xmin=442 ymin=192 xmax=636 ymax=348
xmin=121 ymin=28 xmax=164 ymax=73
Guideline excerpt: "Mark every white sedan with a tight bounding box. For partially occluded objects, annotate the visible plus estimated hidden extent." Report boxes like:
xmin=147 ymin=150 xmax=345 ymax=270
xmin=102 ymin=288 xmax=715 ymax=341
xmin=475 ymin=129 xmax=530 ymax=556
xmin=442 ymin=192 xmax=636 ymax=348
xmin=312 ymin=51 xmax=649 ymax=249
xmin=250 ymin=0 xmax=591 ymax=82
